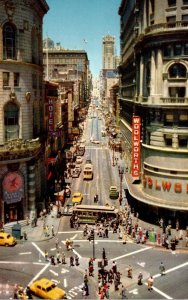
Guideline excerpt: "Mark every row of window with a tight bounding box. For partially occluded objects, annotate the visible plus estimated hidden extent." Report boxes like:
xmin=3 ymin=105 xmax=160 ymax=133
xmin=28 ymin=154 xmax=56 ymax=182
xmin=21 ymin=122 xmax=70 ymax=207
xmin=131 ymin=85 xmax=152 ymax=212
xmin=168 ymin=0 xmax=188 ymax=6
xmin=2 ymin=72 xmax=42 ymax=90
xmin=166 ymin=15 xmax=188 ymax=23
xmin=163 ymin=43 xmax=188 ymax=57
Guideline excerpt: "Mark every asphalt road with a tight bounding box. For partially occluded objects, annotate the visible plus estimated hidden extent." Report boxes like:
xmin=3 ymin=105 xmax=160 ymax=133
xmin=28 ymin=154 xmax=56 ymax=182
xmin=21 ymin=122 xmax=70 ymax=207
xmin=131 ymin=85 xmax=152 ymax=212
xmin=0 ymin=102 xmax=187 ymax=299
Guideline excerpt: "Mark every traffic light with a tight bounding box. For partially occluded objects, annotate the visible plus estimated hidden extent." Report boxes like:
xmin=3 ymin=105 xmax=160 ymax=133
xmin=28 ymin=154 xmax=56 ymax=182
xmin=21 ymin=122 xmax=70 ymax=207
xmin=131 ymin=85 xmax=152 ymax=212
xmin=90 ymin=229 xmax=95 ymax=241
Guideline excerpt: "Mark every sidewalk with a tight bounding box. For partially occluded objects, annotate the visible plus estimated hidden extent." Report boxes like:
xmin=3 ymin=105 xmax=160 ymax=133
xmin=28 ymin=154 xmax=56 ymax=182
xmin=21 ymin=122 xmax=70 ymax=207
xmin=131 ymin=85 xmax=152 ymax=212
xmin=4 ymin=206 xmax=61 ymax=243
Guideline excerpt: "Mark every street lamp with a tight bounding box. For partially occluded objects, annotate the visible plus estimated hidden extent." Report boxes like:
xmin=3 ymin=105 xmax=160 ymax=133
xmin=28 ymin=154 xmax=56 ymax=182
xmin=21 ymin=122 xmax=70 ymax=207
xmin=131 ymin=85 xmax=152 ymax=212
xmin=55 ymin=179 xmax=62 ymax=215
xmin=118 ymin=166 xmax=124 ymax=205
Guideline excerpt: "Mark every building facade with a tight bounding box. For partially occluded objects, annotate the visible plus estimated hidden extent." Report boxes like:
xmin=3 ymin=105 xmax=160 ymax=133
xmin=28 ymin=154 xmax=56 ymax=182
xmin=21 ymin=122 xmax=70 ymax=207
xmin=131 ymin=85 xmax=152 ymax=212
xmin=0 ymin=0 xmax=49 ymax=224
xmin=118 ymin=0 xmax=188 ymax=226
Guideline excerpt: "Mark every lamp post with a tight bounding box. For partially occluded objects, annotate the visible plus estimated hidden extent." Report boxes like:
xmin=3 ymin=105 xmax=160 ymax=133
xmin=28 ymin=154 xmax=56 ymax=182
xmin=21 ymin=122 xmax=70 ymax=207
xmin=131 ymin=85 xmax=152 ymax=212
xmin=118 ymin=166 xmax=124 ymax=206
xmin=55 ymin=179 xmax=61 ymax=215
xmin=112 ymin=142 xmax=115 ymax=167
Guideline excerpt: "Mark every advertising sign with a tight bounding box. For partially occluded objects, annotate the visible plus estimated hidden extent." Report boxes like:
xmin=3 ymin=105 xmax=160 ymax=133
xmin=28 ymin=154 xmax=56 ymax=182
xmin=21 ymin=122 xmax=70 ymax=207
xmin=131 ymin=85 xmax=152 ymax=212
xmin=132 ymin=116 xmax=141 ymax=179
xmin=48 ymin=97 xmax=54 ymax=134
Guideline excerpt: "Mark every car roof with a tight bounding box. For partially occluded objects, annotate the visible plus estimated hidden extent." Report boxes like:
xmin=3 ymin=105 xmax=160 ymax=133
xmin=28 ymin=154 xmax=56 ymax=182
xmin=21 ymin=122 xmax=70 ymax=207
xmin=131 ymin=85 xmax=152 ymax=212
xmin=110 ymin=186 xmax=117 ymax=189
xmin=35 ymin=278 xmax=53 ymax=287
xmin=73 ymin=192 xmax=81 ymax=196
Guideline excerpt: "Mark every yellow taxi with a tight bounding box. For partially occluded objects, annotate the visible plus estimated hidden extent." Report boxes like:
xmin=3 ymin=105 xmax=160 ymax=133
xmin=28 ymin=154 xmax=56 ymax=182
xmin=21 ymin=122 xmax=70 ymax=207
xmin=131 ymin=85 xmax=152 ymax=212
xmin=29 ymin=278 xmax=66 ymax=299
xmin=0 ymin=232 xmax=17 ymax=246
xmin=72 ymin=192 xmax=83 ymax=205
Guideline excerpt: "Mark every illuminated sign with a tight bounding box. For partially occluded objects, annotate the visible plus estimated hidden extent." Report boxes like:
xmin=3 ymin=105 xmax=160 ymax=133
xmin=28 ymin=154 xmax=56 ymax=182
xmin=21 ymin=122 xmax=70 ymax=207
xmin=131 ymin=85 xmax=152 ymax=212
xmin=132 ymin=116 xmax=141 ymax=178
xmin=143 ymin=175 xmax=188 ymax=193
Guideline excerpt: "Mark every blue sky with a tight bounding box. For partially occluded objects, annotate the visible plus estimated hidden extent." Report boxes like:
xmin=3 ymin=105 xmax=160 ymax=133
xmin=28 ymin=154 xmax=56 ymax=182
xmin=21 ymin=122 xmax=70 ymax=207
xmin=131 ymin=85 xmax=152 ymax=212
xmin=43 ymin=0 xmax=121 ymax=77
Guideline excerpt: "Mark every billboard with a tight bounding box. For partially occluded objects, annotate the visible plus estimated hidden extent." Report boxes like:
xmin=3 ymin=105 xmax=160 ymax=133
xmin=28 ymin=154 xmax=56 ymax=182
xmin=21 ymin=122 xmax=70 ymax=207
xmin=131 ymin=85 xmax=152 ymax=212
xmin=132 ymin=116 xmax=141 ymax=179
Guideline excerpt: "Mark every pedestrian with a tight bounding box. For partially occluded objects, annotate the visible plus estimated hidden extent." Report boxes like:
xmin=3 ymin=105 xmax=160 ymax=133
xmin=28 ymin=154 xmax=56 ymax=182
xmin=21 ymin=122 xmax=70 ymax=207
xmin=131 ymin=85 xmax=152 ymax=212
xmin=84 ymin=269 xmax=88 ymax=284
xmin=55 ymin=238 xmax=59 ymax=249
xmin=25 ymin=286 xmax=33 ymax=299
xmin=51 ymin=225 xmax=55 ymax=236
xmin=83 ymin=282 xmax=89 ymax=296
xmin=147 ymin=275 xmax=154 ymax=291
xmin=70 ymin=256 xmax=74 ymax=266
xmin=127 ymin=265 xmax=133 ymax=278
xmin=50 ymin=255 xmax=55 ymax=265
xmin=105 ymin=227 xmax=109 ymax=238
xmin=56 ymin=251 xmax=61 ymax=264
xmin=89 ymin=264 xmax=94 ymax=276
xmin=62 ymin=252 xmax=66 ymax=264
xmin=45 ymin=225 xmax=49 ymax=237
xmin=114 ymin=274 xmax=119 ymax=291
xmin=137 ymin=272 xmax=143 ymax=285
xmin=44 ymin=249 xmax=48 ymax=261
xmin=121 ymin=285 xmax=127 ymax=299
xmin=23 ymin=231 xmax=27 ymax=240
xmin=159 ymin=262 xmax=166 ymax=275
xmin=34 ymin=217 xmax=37 ymax=227
xmin=75 ymin=254 xmax=79 ymax=266
xmin=102 ymin=248 xmax=106 ymax=260
xmin=112 ymin=261 xmax=117 ymax=274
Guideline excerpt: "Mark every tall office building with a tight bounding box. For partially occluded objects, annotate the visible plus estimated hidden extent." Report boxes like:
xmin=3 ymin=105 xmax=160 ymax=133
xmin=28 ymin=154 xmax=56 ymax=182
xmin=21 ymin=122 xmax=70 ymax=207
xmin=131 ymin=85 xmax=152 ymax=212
xmin=102 ymin=35 xmax=116 ymax=70
xmin=118 ymin=0 xmax=188 ymax=226
xmin=0 ymin=0 xmax=49 ymax=223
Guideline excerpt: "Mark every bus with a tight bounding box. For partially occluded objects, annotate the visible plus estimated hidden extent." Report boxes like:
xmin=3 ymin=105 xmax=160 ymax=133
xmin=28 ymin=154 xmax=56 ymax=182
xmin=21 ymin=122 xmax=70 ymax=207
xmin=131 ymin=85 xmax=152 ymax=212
xmin=70 ymin=204 xmax=119 ymax=224
xmin=83 ymin=163 xmax=93 ymax=180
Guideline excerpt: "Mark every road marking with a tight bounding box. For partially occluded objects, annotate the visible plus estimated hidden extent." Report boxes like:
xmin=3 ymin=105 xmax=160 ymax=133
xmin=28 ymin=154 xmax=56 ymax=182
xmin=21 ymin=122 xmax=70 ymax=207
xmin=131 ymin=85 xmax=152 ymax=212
xmin=27 ymin=262 xmax=50 ymax=286
xmin=72 ymin=248 xmax=82 ymax=258
xmin=50 ymin=247 xmax=56 ymax=251
xmin=19 ymin=252 xmax=32 ymax=255
xmin=137 ymin=262 xmax=146 ymax=267
xmin=144 ymin=283 xmax=173 ymax=299
xmin=110 ymin=246 xmax=152 ymax=261
xmin=64 ymin=278 xmax=68 ymax=288
xmin=153 ymin=261 xmax=188 ymax=279
xmin=49 ymin=269 xmax=58 ymax=276
xmin=61 ymin=268 xmax=69 ymax=274
xmin=129 ymin=288 xmax=138 ymax=295
xmin=58 ymin=231 xmax=83 ymax=234
xmin=32 ymin=242 xmax=44 ymax=257
xmin=51 ymin=279 xmax=60 ymax=284
xmin=71 ymin=234 xmax=78 ymax=240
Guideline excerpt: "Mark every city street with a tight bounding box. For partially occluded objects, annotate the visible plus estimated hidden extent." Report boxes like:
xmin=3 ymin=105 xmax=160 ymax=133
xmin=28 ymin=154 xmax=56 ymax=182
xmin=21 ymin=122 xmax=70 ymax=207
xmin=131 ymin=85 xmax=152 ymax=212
xmin=0 ymin=105 xmax=188 ymax=299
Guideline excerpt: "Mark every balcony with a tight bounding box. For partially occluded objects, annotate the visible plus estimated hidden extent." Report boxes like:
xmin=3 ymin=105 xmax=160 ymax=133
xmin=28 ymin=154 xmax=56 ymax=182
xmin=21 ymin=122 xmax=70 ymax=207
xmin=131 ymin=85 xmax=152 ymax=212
xmin=161 ymin=97 xmax=188 ymax=105
xmin=0 ymin=138 xmax=41 ymax=162
xmin=145 ymin=21 xmax=188 ymax=35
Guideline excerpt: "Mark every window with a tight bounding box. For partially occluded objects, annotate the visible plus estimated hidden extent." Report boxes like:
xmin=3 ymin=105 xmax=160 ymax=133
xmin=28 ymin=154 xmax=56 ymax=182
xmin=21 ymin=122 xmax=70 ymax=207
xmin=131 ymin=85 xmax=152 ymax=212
xmin=182 ymin=14 xmax=188 ymax=22
xmin=163 ymin=45 xmax=171 ymax=57
xmin=165 ymin=114 xmax=174 ymax=126
xmin=168 ymin=63 xmax=186 ymax=78
xmin=3 ymin=23 xmax=16 ymax=60
xmin=183 ymin=0 xmax=188 ymax=4
xmin=32 ymin=74 xmax=37 ymax=89
xmin=184 ymin=43 xmax=188 ymax=55
xmin=14 ymin=72 xmax=19 ymax=86
xmin=165 ymin=135 xmax=172 ymax=146
xmin=168 ymin=0 xmax=176 ymax=6
xmin=179 ymin=136 xmax=188 ymax=147
xmin=174 ymin=44 xmax=182 ymax=56
xmin=31 ymin=28 xmax=39 ymax=64
xmin=3 ymin=72 xmax=10 ymax=86
xmin=4 ymin=102 xmax=19 ymax=141
xmin=179 ymin=114 xmax=188 ymax=126
xmin=169 ymin=87 xmax=185 ymax=97
xmin=167 ymin=16 xmax=176 ymax=23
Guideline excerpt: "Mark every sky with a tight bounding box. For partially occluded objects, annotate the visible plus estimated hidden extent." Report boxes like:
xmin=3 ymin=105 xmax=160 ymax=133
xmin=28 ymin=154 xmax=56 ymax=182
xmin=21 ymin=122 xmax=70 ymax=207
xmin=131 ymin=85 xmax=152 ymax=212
xmin=43 ymin=0 xmax=121 ymax=77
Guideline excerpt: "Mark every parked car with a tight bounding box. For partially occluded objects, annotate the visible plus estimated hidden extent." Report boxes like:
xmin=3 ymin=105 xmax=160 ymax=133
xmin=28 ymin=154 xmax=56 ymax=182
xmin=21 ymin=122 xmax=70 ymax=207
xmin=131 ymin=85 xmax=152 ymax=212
xmin=0 ymin=232 xmax=17 ymax=247
xmin=29 ymin=278 xmax=66 ymax=299
xmin=76 ymin=156 xmax=83 ymax=164
xmin=72 ymin=192 xmax=83 ymax=205
xmin=109 ymin=185 xmax=119 ymax=199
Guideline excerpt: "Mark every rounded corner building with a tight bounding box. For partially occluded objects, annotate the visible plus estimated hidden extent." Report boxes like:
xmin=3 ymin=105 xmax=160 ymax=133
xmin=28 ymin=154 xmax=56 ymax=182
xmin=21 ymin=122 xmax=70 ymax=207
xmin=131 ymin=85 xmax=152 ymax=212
xmin=118 ymin=0 xmax=188 ymax=228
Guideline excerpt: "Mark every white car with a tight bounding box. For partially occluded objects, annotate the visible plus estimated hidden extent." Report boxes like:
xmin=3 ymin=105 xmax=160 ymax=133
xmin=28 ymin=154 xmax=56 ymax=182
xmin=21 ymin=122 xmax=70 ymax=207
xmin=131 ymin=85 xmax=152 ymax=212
xmin=76 ymin=156 xmax=83 ymax=164
xmin=92 ymin=140 xmax=100 ymax=144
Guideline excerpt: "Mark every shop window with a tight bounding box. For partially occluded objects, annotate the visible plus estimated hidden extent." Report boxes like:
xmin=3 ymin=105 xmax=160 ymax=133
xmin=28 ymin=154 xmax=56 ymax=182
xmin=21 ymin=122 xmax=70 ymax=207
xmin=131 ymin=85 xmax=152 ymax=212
xmin=3 ymin=22 xmax=16 ymax=60
xmin=179 ymin=136 xmax=188 ymax=147
xmin=14 ymin=72 xmax=19 ymax=87
xmin=32 ymin=74 xmax=37 ymax=89
xmin=3 ymin=72 xmax=10 ymax=86
xmin=165 ymin=114 xmax=174 ymax=126
xmin=169 ymin=87 xmax=185 ymax=98
xmin=4 ymin=102 xmax=19 ymax=141
xmin=168 ymin=63 xmax=186 ymax=78
xmin=179 ymin=114 xmax=188 ymax=126
xmin=168 ymin=0 xmax=176 ymax=6
xmin=164 ymin=134 xmax=172 ymax=146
